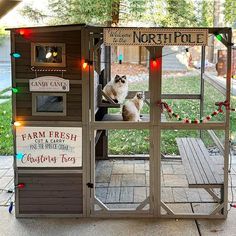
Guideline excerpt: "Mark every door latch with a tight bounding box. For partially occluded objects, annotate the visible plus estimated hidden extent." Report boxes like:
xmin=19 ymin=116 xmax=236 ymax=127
xmin=86 ymin=182 xmax=94 ymax=188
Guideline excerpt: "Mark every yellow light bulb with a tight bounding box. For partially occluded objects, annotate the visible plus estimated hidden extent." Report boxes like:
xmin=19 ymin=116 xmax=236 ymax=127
xmin=14 ymin=121 xmax=21 ymax=127
xmin=52 ymin=52 xmax=58 ymax=57
xmin=83 ymin=62 xmax=88 ymax=69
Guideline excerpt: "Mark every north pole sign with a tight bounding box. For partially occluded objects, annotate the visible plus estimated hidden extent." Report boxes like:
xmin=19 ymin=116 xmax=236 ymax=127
xmin=16 ymin=127 xmax=82 ymax=167
xmin=104 ymin=28 xmax=208 ymax=46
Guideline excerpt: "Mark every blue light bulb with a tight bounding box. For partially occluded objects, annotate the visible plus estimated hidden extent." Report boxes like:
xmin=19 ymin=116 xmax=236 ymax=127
xmin=10 ymin=52 xmax=21 ymax=59
xmin=16 ymin=153 xmax=24 ymax=159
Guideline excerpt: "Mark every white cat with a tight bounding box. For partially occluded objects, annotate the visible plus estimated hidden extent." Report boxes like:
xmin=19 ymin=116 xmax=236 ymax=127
xmin=102 ymin=75 xmax=128 ymax=103
xmin=122 ymin=92 xmax=144 ymax=121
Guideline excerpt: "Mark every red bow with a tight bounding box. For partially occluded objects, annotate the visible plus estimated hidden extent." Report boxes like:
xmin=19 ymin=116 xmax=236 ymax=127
xmin=215 ymin=100 xmax=230 ymax=111
xmin=157 ymin=100 xmax=170 ymax=113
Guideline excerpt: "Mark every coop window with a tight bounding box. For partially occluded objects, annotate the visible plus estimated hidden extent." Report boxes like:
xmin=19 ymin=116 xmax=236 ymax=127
xmin=31 ymin=43 xmax=66 ymax=67
xmin=32 ymin=93 xmax=66 ymax=116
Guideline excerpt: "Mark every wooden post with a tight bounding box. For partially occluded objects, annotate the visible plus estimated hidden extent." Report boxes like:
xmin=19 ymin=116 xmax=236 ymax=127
xmin=200 ymin=46 xmax=205 ymax=138
xmin=148 ymin=46 xmax=163 ymax=217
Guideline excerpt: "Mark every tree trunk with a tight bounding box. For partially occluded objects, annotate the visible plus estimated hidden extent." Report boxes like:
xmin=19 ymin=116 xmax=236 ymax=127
xmin=106 ymin=1 xmax=121 ymax=81
xmin=209 ymin=0 xmax=224 ymax=63
xmin=110 ymin=1 xmax=120 ymax=64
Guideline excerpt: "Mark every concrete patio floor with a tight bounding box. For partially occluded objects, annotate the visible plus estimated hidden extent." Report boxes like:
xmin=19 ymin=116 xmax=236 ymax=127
xmin=95 ymin=155 xmax=236 ymax=214
xmin=1 ymin=155 xmax=236 ymax=235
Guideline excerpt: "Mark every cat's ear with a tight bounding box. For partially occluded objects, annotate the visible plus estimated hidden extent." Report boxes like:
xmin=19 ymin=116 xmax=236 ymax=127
xmin=121 ymin=75 xmax=127 ymax=80
xmin=115 ymin=75 xmax=120 ymax=80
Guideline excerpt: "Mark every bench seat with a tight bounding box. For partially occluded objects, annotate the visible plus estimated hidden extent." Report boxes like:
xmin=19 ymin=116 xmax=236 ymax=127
xmin=176 ymin=137 xmax=223 ymax=188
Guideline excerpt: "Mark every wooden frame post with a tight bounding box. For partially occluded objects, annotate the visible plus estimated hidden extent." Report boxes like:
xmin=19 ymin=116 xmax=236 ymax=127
xmin=148 ymin=46 xmax=163 ymax=217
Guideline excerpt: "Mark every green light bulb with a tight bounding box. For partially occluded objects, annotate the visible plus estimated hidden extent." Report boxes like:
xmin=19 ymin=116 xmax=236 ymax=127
xmin=215 ymin=34 xmax=222 ymax=42
xmin=12 ymin=87 xmax=19 ymax=93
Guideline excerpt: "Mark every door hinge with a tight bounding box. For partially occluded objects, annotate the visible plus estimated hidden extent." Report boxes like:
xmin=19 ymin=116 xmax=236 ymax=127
xmin=87 ymin=182 xmax=94 ymax=188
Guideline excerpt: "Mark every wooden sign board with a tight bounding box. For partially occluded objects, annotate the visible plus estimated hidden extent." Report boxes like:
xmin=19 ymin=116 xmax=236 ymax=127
xmin=29 ymin=76 xmax=70 ymax=92
xmin=16 ymin=127 xmax=82 ymax=167
xmin=104 ymin=28 xmax=208 ymax=46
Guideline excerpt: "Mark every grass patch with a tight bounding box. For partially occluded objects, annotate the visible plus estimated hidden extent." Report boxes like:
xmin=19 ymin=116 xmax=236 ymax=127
xmin=0 ymin=76 xmax=235 ymax=156
xmin=108 ymin=75 xmax=236 ymax=155
xmin=108 ymin=129 xmax=149 ymax=155
xmin=0 ymin=99 xmax=13 ymax=155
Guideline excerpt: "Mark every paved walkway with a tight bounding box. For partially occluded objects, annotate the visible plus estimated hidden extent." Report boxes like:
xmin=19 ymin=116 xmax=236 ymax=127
xmin=0 ymin=156 xmax=14 ymax=207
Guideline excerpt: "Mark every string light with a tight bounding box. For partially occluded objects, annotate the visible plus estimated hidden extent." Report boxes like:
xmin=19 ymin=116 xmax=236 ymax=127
xmin=118 ymin=54 xmax=123 ymax=64
xmin=13 ymin=121 xmax=21 ymax=127
xmin=10 ymin=52 xmax=21 ymax=59
xmin=11 ymin=32 xmax=218 ymax=65
xmin=151 ymin=58 xmax=161 ymax=70
xmin=16 ymin=29 xmax=32 ymax=38
xmin=82 ymin=62 xmax=88 ymax=69
xmin=46 ymin=51 xmax=52 ymax=59
xmin=214 ymin=33 xmax=223 ymax=42
xmin=8 ymin=202 xmax=13 ymax=214
xmin=82 ymin=60 xmax=92 ymax=69
xmin=16 ymin=153 xmax=24 ymax=159
xmin=12 ymin=87 xmax=19 ymax=93
xmin=16 ymin=183 xmax=25 ymax=189
xmin=152 ymin=59 xmax=157 ymax=67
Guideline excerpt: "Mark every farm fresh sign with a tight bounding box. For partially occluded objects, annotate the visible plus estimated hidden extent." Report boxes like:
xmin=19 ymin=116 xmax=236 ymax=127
xmin=16 ymin=127 xmax=82 ymax=167
xmin=104 ymin=28 xmax=208 ymax=46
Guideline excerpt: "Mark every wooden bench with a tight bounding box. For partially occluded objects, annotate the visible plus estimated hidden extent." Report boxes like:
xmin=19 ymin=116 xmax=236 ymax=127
xmin=176 ymin=137 xmax=223 ymax=202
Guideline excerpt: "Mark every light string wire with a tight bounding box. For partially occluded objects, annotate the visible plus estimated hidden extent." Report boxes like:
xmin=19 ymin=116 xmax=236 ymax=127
xmin=12 ymin=32 xmax=231 ymax=65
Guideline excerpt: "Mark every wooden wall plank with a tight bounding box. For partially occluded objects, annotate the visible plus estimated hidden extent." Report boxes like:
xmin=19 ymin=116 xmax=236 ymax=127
xmin=19 ymin=204 xmax=83 ymax=213
xmin=20 ymin=190 xmax=82 ymax=198
xmin=20 ymin=197 xmax=82 ymax=205
xmin=18 ymin=173 xmax=83 ymax=214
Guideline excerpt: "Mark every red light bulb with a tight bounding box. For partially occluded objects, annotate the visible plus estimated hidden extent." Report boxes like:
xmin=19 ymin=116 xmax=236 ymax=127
xmin=152 ymin=60 xmax=157 ymax=67
xmin=16 ymin=29 xmax=32 ymax=39
xmin=19 ymin=30 xmax=25 ymax=36
xmin=17 ymin=183 xmax=25 ymax=189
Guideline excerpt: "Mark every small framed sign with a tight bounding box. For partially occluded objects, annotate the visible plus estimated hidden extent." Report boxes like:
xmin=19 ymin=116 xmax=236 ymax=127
xmin=16 ymin=127 xmax=82 ymax=167
xmin=29 ymin=76 xmax=70 ymax=92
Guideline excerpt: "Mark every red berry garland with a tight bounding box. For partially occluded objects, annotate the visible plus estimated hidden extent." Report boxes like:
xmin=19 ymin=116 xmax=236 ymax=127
xmin=157 ymin=100 xmax=234 ymax=124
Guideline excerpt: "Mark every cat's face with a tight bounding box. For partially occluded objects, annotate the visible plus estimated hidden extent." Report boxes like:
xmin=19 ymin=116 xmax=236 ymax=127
xmin=114 ymin=75 xmax=127 ymax=86
xmin=136 ymin=92 xmax=144 ymax=100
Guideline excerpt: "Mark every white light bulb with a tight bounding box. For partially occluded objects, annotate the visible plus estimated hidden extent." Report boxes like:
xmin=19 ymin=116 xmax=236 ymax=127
xmin=46 ymin=52 xmax=52 ymax=59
